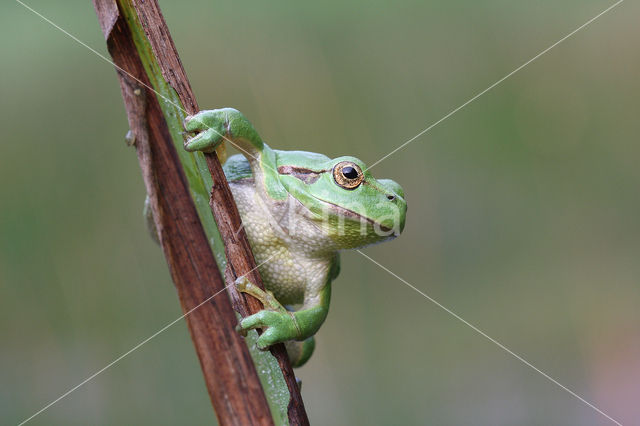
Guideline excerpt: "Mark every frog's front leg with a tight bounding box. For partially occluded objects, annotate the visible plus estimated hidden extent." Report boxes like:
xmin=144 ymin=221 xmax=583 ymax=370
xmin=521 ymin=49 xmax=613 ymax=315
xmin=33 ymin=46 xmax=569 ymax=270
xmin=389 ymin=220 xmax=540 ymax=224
xmin=184 ymin=107 xmax=286 ymax=200
xmin=235 ymin=277 xmax=330 ymax=351
xmin=184 ymin=108 xmax=264 ymax=160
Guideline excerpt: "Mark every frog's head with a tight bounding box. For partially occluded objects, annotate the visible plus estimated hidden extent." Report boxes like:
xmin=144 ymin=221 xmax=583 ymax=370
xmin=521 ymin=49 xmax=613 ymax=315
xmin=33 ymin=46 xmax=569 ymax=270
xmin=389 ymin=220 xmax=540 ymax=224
xmin=275 ymin=151 xmax=407 ymax=249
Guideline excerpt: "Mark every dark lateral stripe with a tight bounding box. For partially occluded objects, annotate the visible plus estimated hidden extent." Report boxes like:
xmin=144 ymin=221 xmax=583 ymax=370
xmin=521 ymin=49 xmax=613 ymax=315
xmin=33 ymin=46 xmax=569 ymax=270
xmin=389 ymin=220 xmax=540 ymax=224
xmin=277 ymin=165 xmax=326 ymax=184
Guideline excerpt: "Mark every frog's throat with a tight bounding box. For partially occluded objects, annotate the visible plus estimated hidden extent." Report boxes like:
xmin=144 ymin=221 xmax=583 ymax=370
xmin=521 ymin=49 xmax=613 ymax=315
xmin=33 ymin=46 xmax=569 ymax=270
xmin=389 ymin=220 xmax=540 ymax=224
xmin=320 ymin=200 xmax=393 ymax=233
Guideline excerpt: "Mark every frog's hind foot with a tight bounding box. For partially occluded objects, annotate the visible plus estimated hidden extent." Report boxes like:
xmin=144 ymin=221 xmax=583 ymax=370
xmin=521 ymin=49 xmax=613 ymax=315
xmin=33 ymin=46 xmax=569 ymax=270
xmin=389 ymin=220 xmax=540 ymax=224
xmin=235 ymin=276 xmax=287 ymax=313
xmin=234 ymin=277 xmax=305 ymax=350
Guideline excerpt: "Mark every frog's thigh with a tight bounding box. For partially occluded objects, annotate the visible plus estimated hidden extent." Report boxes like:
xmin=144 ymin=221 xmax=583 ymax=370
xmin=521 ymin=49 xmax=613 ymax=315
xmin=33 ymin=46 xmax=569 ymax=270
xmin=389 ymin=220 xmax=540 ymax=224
xmin=285 ymin=337 xmax=315 ymax=368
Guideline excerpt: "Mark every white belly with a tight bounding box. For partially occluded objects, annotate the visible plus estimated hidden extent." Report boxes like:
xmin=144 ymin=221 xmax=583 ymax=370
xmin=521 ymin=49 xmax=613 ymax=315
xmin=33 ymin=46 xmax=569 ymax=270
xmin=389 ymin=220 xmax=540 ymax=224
xmin=229 ymin=179 xmax=334 ymax=305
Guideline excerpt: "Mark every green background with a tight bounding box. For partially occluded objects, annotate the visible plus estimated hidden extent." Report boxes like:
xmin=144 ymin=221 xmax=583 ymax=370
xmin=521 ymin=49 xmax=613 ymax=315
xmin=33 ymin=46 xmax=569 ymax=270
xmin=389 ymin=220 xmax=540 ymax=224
xmin=1 ymin=0 xmax=638 ymax=424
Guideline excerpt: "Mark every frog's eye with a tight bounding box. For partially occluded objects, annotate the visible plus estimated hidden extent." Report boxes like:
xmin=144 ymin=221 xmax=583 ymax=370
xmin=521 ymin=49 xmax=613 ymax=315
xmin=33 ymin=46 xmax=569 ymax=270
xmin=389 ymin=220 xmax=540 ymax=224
xmin=333 ymin=161 xmax=364 ymax=189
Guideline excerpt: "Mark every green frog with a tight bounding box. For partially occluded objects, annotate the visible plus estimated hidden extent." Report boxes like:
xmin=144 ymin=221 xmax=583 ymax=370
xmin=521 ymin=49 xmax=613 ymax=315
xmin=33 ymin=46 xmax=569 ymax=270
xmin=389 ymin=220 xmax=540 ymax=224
xmin=177 ymin=108 xmax=406 ymax=367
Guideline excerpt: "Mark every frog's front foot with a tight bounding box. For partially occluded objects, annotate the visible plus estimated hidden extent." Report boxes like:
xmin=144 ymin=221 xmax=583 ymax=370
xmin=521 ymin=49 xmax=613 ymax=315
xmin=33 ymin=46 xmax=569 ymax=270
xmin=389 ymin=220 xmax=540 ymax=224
xmin=235 ymin=277 xmax=302 ymax=350
xmin=183 ymin=109 xmax=232 ymax=153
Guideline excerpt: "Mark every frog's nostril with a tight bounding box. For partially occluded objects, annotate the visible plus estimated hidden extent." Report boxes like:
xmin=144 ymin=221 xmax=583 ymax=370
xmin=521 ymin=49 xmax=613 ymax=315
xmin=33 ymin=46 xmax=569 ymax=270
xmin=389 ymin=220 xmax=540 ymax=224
xmin=387 ymin=195 xmax=395 ymax=201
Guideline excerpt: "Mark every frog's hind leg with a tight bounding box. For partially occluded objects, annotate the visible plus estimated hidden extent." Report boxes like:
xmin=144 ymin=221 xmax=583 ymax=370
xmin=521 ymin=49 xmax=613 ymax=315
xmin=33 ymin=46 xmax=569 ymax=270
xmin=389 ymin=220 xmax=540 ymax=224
xmin=235 ymin=276 xmax=324 ymax=366
xmin=285 ymin=337 xmax=315 ymax=368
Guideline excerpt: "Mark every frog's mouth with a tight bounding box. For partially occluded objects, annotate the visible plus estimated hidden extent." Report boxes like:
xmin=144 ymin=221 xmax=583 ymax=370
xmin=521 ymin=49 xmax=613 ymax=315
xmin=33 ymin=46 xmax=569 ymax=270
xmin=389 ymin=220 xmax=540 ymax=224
xmin=321 ymin=201 xmax=394 ymax=234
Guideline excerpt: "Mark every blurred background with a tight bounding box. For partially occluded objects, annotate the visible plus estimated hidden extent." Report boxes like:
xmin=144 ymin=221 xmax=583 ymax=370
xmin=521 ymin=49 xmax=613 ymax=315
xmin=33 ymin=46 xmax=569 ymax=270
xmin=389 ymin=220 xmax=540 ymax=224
xmin=1 ymin=0 xmax=639 ymax=424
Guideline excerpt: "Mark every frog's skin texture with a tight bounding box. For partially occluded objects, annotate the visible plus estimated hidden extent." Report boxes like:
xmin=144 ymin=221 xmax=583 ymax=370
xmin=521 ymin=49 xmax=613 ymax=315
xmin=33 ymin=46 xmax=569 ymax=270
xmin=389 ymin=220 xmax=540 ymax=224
xmin=182 ymin=108 xmax=407 ymax=367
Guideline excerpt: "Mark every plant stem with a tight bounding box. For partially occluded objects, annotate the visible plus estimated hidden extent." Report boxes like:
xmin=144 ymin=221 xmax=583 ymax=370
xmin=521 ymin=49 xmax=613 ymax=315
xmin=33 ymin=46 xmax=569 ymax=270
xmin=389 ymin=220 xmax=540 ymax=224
xmin=93 ymin=1 xmax=309 ymax=424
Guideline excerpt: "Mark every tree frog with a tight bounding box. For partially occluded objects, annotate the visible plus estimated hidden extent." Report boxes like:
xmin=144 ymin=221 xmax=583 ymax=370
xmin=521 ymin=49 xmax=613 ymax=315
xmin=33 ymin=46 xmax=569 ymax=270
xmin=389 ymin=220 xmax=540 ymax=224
xmin=180 ymin=108 xmax=407 ymax=367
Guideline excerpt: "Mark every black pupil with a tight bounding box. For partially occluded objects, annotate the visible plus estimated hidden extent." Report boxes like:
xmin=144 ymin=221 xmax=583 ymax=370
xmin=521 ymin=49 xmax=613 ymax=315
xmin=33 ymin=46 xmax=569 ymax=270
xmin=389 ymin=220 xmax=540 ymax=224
xmin=342 ymin=166 xmax=358 ymax=179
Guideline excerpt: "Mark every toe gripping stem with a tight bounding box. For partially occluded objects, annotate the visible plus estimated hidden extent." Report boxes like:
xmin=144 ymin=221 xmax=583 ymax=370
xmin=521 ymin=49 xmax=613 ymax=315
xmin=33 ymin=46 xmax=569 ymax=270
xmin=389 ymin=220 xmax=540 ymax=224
xmin=234 ymin=276 xmax=303 ymax=339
